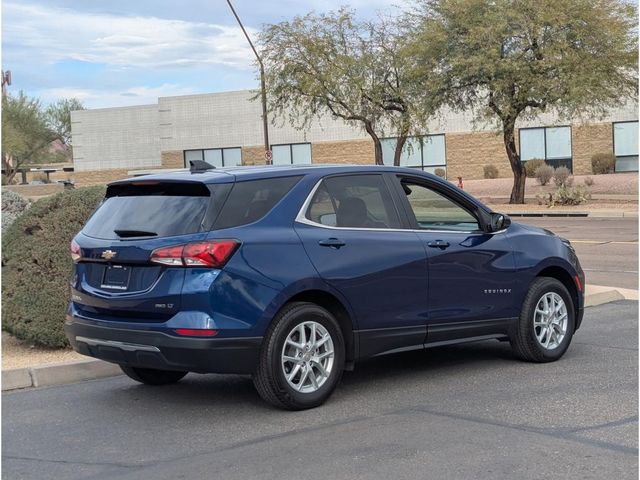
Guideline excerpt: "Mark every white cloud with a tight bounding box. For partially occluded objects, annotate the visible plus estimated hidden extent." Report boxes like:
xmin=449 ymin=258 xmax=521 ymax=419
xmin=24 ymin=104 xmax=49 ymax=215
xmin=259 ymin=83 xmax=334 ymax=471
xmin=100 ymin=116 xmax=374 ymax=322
xmin=38 ymin=84 xmax=196 ymax=108
xmin=3 ymin=2 xmax=257 ymax=69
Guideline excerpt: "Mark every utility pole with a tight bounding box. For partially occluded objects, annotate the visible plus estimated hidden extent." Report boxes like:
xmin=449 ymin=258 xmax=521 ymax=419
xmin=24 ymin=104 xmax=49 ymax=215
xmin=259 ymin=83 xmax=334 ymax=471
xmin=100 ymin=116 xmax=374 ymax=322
xmin=226 ymin=0 xmax=271 ymax=165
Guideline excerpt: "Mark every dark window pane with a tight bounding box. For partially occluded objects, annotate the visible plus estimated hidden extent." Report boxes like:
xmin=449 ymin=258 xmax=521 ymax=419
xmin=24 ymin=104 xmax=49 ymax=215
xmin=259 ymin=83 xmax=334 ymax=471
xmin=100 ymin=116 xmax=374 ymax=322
xmin=214 ymin=176 xmax=302 ymax=229
xmin=307 ymin=184 xmax=337 ymax=226
xmin=84 ymin=183 xmax=211 ymax=239
xmin=308 ymin=174 xmax=400 ymax=229
xmin=615 ymin=155 xmax=638 ymax=172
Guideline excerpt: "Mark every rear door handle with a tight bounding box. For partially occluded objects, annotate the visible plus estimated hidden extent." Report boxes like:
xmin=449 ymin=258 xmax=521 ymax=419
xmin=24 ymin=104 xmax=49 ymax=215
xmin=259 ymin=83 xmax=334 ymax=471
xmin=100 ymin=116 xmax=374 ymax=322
xmin=427 ymin=240 xmax=450 ymax=249
xmin=318 ymin=238 xmax=346 ymax=249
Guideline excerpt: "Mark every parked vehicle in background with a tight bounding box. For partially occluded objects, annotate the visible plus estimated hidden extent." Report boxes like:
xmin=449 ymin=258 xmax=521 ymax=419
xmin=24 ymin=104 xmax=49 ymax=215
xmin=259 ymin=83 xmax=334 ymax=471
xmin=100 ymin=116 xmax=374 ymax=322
xmin=66 ymin=164 xmax=585 ymax=409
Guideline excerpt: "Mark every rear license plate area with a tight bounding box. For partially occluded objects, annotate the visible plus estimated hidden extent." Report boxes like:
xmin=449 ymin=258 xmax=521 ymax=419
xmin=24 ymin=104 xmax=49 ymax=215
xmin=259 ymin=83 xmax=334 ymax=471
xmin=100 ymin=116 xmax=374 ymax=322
xmin=101 ymin=265 xmax=131 ymax=290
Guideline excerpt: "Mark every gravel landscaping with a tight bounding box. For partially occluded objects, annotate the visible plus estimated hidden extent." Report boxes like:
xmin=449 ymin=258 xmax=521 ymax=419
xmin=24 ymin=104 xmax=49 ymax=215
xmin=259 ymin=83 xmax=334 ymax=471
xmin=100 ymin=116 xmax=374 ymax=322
xmin=460 ymin=172 xmax=638 ymax=198
xmin=1 ymin=332 xmax=83 ymax=370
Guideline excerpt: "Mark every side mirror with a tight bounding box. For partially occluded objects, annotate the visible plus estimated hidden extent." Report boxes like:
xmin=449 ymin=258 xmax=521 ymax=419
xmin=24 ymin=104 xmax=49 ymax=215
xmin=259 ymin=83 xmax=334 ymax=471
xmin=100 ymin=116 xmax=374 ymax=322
xmin=489 ymin=213 xmax=511 ymax=232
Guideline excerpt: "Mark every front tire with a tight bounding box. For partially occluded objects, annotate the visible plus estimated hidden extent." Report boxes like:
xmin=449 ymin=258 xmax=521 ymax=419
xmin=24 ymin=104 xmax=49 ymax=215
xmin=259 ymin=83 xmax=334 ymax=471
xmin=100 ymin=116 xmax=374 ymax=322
xmin=120 ymin=366 xmax=187 ymax=385
xmin=253 ymin=302 xmax=345 ymax=410
xmin=511 ymin=277 xmax=575 ymax=362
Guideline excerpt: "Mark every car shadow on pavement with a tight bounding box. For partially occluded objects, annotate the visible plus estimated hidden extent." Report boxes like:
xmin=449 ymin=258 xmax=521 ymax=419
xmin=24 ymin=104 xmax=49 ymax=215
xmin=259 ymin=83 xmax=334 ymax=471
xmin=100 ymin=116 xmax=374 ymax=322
xmin=98 ymin=339 xmax=519 ymax=411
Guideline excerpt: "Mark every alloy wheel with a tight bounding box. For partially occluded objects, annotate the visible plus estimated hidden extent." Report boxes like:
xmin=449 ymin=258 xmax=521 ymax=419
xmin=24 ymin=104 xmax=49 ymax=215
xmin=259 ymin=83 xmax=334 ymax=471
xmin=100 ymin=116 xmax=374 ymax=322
xmin=281 ymin=321 xmax=335 ymax=393
xmin=533 ymin=292 xmax=568 ymax=350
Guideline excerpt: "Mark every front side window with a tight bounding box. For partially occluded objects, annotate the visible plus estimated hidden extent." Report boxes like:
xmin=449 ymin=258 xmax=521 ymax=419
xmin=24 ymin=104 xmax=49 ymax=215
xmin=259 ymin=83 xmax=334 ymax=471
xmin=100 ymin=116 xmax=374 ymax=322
xmin=306 ymin=174 xmax=401 ymax=229
xmin=401 ymin=180 xmax=479 ymax=232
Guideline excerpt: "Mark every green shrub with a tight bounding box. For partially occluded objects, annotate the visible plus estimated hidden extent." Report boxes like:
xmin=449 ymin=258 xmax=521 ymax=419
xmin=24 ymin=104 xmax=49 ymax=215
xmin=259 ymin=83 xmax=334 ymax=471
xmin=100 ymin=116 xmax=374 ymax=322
xmin=553 ymin=166 xmax=573 ymax=187
xmin=534 ymin=165 xmax=554 ymax=186
xmin=434 ymin=168 xmax=446 ymax=178
xmin=2 ymin=186 xmax=106 ymax=347
xmin=591 ymin=152 xmax=615 ymax=174
xmin=524 ymin=158 xmax=545 ymax=177
xmin=584 ymin=176 xmax=595 ymax=187
xmin=483 ymin=164 xmax=499 ymax=179
xmin=2 ymin=190 xmax=31 ymax=232
xmin=538 ymin=185 xmax=591 ymax=206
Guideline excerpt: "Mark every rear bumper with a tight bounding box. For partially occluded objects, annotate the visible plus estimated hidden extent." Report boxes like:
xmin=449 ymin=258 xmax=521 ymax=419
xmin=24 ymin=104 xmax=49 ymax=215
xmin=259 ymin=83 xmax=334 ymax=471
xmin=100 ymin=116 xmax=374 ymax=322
xmin=65 ymin=318 xmax=262 ymax=374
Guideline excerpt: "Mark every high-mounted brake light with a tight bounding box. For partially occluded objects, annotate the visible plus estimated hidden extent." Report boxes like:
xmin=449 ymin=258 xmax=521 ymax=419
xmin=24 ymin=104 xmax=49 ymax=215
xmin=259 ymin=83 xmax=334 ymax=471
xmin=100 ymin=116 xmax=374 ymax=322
xmin=150 ymin=240 xmax=239 ymax=268
xmin=70 ymin=239 xmax=81 ymax=262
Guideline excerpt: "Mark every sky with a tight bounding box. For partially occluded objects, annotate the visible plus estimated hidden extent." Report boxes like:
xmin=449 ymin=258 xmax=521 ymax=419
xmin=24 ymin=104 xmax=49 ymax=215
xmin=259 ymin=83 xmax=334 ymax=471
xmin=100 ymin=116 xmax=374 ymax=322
xmin=2 ymin=0 xmax=401 ymax=109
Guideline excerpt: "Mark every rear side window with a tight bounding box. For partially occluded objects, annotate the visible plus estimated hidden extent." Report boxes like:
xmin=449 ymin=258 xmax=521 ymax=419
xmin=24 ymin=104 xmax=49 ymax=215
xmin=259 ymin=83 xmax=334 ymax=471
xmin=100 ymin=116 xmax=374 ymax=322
xmin=213 ymin=176 xmax=302 ymax=229
xmin=306 ymin=174 xmax=401 ymax=229
xmin=83 ymin=182 xmax=213 ymax=240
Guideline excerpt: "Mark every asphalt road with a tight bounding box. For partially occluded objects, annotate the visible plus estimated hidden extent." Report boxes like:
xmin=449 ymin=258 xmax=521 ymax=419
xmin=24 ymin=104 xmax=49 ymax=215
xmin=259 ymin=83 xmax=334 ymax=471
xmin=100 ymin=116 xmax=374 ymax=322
xmin=515 ymin=217 xmax=638 ymax=290
xmin=3 ymin=300 xmax=637 ymax=480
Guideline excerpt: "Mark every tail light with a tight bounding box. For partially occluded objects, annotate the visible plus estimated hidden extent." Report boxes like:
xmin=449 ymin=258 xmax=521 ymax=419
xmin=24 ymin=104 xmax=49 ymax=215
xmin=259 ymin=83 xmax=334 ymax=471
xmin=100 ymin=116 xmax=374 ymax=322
xmin=70 ymin=239 xmax=81 ymax=262
xmin=150 ymin=240 xmax=240 ymax=268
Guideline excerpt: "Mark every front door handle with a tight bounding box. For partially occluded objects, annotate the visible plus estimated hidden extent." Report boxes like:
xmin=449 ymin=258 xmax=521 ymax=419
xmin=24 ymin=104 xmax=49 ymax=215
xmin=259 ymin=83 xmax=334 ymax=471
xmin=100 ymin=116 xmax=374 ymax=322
xmin=427 ymin=240 xmax=450 ymax=250
xmin=318 ymin=238 xmax=346 ymax=249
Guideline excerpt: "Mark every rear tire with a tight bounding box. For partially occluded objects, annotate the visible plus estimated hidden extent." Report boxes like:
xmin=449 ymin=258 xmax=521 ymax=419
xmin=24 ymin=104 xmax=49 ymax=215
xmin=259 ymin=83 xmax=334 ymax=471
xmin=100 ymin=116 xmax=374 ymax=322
xmin=253 ymin=302 xmax=345 ymax=410
xmin=120 ymin=366 xmax=187 ymax=385
xmin=511 ymin=277 xmax=575 ymax=362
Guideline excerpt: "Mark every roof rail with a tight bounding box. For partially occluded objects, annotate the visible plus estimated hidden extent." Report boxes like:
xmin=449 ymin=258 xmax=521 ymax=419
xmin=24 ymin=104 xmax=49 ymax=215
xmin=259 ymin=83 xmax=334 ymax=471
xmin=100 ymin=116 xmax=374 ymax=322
xmin=189 ymin=160 xmax=216 ymax=173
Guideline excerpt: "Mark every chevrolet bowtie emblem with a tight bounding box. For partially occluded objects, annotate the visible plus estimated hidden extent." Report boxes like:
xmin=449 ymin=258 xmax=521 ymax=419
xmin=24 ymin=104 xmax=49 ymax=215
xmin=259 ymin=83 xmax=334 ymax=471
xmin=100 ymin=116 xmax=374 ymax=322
xmin=101 ymin=250 xmax=117 ymax=260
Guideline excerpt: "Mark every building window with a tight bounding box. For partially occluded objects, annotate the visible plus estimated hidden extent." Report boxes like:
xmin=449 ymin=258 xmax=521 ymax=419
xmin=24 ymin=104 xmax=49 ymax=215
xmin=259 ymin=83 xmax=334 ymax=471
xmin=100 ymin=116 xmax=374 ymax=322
xmin=381 ymin=134 xmax=446 ymax=174
xmin=519 ymin=126 xmax=572 ymax=171
xmin=271 ymin=143 xmax=312 ymax=165
xmin=613 ymin=121 xmax=638 ymax=172
xmin=184 ymin=147 xmax=242 ymax=168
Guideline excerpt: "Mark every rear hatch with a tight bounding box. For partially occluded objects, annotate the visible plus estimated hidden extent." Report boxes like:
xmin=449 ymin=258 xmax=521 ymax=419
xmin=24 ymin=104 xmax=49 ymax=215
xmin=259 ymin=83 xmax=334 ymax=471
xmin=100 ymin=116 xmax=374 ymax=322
xmin=71 ymin=179 xmax=230 ymax=321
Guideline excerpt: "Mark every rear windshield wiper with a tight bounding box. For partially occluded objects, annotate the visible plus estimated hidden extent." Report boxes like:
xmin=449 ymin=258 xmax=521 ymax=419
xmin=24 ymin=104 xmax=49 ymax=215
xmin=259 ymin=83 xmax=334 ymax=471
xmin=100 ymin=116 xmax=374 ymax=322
xmin=114 ymin=229 xmax=158 ymax=238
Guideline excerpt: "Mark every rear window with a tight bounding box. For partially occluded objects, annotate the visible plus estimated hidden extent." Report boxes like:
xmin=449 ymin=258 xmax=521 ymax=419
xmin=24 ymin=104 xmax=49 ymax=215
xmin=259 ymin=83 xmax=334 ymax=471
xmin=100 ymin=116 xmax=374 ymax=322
xmin=83 ymin=182 xmax=214 ymax=240
xmin=213 ymin=176 xmax=302 ymax=229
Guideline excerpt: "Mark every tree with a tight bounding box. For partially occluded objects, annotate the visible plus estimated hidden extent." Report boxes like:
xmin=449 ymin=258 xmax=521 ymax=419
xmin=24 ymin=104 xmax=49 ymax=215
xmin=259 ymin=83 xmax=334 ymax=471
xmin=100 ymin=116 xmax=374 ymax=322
xmin=259 ymin=8 xmax=423 ymax=166
xmin=405 ymin=0 xmax=638 ymax=203
xmin=45 ymin=98 xmax=84 ymax=147
xmin=1 ymin=92 xmax=54 ymax=184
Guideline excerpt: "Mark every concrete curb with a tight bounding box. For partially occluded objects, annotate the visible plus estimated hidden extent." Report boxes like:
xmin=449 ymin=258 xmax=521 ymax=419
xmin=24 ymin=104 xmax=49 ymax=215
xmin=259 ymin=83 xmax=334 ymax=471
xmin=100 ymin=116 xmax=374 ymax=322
xmin=2 ymin=359 xmax=122 ymax=392
xmin=584 ymin=284 xmax=639 ymax=307
xmin=2 ymin=285 xmax=637 ymax=393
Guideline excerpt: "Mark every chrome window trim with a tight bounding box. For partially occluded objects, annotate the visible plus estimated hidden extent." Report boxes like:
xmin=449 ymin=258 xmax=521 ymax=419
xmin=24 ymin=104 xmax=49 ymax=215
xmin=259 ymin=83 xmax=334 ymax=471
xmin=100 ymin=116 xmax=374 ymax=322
xmin=295 ymin=177 xmax=506 ymax=235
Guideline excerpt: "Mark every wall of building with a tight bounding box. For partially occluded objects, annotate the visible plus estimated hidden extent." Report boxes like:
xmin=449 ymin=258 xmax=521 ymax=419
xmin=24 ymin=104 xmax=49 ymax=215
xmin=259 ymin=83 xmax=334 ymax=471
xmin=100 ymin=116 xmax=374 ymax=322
xmin=71 ymin=105 xmax=160 ymax=172
xmin=572 ymin=122 xmax=614 ymax=175
xmin=312 ymin=139 xmax=374 ymax=165
xmin=70 ymin=90 xmax=638 ymax=179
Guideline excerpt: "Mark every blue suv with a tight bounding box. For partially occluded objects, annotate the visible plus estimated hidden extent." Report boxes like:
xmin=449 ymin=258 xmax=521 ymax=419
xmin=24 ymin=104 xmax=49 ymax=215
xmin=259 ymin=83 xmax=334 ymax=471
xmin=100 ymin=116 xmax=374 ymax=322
xmin=66 ymin=163 xmax=585 ymax=409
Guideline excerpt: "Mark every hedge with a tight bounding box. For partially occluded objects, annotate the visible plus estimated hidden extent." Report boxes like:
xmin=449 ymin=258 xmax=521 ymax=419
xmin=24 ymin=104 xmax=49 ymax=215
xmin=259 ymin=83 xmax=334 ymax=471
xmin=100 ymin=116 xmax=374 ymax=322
xmin=2 ymin=190 xmax=31 ymax=232
xmin=2 ymin=186 xmax=106 ymax=347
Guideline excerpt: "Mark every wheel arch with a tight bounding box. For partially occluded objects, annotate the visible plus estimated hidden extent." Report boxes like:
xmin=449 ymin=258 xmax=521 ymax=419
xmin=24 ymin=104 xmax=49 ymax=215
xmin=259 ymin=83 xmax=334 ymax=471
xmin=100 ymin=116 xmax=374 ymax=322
xmin=535 ymin=265 xmax=580 ymax=320
xmin=281 ymin=290 xmax=356 ymax=365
